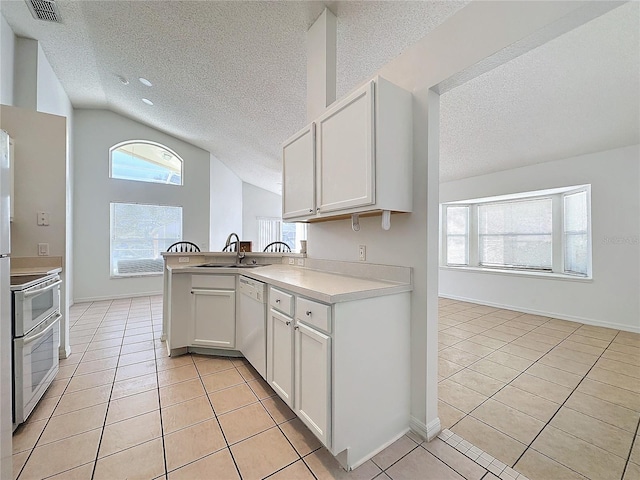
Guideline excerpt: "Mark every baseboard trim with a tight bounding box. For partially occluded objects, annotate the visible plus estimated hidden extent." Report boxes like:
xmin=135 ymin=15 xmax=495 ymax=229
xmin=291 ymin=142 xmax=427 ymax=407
xmin=426 ymin=417 xmax=442 ymax=441
xmin=74 ymin=290 xmax=163 ymax=303
xmin=59 ymin=344 xmax=71 ymax=359
xmin=410 ymin=416 xmax=441 ymax=442
xmin=439 ymin=293 xmax=640 ymax=333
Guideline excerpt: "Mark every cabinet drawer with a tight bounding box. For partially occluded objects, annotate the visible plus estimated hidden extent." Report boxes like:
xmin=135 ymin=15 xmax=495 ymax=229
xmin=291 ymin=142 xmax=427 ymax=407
xmin=296 ymin=297 xmax=331 ymax=333
xmin=270 ymin=287 xmax=294 ymax=316
xmin=192 ymin=275 xmax=235 ymax=290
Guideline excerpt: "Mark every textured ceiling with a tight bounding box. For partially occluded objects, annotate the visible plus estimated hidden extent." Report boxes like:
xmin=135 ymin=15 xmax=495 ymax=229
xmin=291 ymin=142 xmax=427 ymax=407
xmin=2 ymin=1 xmax=637 ymax=190
xmin=0 ymin=0 xmax=466 ymax=193
xmin=439 ymin=1 xmax=640 ymax=182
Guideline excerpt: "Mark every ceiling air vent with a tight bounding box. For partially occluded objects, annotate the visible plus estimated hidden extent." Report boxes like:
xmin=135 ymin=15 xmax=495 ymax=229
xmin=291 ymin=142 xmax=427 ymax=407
xmin=25 ymin=0 xmax=62 ymax=23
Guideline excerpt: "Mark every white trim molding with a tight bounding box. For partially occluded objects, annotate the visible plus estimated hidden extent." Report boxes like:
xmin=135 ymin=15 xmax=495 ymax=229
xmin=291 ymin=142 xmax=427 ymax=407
xmin=410 ymin=415 xmax=441 ymax=442
xmin=439 ymin=293 xmax=640 ymax=334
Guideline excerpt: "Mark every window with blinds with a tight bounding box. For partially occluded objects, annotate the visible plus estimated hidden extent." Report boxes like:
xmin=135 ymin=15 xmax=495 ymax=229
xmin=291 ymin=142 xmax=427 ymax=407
xmin=441 ymin=186 xmax=591 ymax=277
xmin=564 ymin=191 xmax=589 ymax=275
xmin=445 ymin=205 xmax=469 ymax=266
xmin=478 ymin=198 xmax=553 ymax=270
xmin=110 ymin=202 xmax=182 ymax=277
xmin=256 ymin=218 xmax=308 ymax=252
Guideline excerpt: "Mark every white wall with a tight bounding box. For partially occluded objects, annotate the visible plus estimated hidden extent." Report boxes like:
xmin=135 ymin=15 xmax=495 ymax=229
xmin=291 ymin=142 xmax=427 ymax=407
xmin=36 ymin=44 xmax=72 ymax=117
xmin=209 ymin=156 xmax=243 ymax=251
xmin=34 ymin=44 xmax=75 ymax=355
xmin=0 ymin=14 xmax=14 ymax=106
xmin=440 ymin=145 xmax=640 ymax=332
xmin=5 ymin=33 xmax=76 ymax=357
xmin=242 ymin=183 xmax=282 ymax=249
xmin=73 ymin=109 xmax=211 ymax=302
xmin=308 ymin=89 xmax=441 ymax=437
xmin=0 ymin=106 xmax=66 ymax=257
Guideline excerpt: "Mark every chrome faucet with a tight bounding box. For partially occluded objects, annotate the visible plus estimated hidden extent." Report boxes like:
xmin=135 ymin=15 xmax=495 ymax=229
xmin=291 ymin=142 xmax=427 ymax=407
xmin=224 ymin=233 xmax=245 ymax=264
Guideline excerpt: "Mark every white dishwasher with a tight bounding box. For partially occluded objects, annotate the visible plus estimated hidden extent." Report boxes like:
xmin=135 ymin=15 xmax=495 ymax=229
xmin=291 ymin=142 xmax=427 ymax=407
xmin=238 ymin=276 xmax=267 ymax=380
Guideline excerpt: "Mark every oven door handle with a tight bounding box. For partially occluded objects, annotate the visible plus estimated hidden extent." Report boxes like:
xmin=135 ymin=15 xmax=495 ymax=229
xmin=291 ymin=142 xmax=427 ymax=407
xmin=23 ymin=313 xmax=61 ymax=345
xmin=22 ymin=280 xmax=62 ymax=299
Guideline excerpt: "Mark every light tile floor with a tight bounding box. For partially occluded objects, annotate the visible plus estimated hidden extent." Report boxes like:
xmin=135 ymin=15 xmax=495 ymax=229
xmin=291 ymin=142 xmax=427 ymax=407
xmin=15 ymin=296 xmax=503 ymax=480
xmin=438 ymin=298 xmax=640 ymax=480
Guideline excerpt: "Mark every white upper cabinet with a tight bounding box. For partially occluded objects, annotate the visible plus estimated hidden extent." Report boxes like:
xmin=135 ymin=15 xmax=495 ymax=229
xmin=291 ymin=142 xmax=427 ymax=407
xmin=316 ymin=81 xmax=374 ymax=213
xmin=282 ymin=124 xmax=315 ymax=219
xmin=282 ymin=76 xmax=412 ymax=222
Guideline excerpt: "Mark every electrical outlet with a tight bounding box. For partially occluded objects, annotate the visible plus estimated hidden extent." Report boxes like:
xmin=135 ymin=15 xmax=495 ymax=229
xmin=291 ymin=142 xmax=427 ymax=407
xmin=37 ymin=212 xmax=50 ymax=226
xmin=38 ymin=243 xmax=49 ymax=256
xmin=178 ymin=257 xmax=190 ymax=263
xmin=358 ymin=245 xmax=366 ymax=261
xmin=288 ymin=258 xmax=295 ymax=265
xmin=297 ymin=258 xmax=304 ymax=266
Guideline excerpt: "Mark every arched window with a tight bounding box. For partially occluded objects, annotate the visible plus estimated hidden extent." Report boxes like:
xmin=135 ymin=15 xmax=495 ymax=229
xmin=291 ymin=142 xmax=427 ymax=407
xmin=110 ymin=140 xmax=183 ymax=185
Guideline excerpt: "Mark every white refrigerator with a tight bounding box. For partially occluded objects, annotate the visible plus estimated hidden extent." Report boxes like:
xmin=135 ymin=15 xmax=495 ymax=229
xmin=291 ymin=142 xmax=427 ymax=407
xmin=0 ymin=129 xmax=12 ymax=480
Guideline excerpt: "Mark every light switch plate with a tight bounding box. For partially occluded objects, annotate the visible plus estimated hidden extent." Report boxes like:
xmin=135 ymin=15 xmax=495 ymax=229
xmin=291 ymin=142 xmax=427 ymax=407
xmin=178 ymin=257 xmax=190 ymax=263
xmin=297 ymin=258 xmax=304 ymax=266
xmin=38 ymin=243 xmax=49 ymax=256
xmin=288 ymin=258 xmax=295 ymax=265
xmin=359 ymin=245 xmax=366 ymax=261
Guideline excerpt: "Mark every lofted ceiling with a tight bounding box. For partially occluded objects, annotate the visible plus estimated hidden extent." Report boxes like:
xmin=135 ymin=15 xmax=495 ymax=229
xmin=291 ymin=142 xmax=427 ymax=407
xmin=1 ymin=1 xmax=638 ymax=192
xmin=439 ymin=0 xmax=640 ymax=183
xmin=0 ymin=0 xmax=466 ymax=192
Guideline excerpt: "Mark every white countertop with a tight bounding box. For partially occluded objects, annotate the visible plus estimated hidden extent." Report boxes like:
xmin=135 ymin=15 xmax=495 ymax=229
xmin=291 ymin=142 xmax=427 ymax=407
xmin=168 ymin=264 xmax=412 ymax=303
xmin=11 ymin=266 xmax=62 ymax=276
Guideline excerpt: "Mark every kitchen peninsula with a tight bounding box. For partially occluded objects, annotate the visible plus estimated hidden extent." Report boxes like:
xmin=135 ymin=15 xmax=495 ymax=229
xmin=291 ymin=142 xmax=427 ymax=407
xmin=161 ymin=252 xmax=412 ymax=470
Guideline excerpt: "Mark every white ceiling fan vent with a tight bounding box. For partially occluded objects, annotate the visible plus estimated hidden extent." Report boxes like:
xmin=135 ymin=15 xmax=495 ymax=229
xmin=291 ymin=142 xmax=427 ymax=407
xmin=25 ymin=0 xmax=62 ymax=23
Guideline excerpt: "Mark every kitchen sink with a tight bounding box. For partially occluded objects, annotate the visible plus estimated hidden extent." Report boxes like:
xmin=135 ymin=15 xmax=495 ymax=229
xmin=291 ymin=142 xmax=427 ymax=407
xmin=195 ymin=263 xmax=268 ymax=269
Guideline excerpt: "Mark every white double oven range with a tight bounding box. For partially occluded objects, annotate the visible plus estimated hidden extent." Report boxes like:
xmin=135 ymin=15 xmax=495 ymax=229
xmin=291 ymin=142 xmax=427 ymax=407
xmin=10 ymin=272 xmax=61 ymax=429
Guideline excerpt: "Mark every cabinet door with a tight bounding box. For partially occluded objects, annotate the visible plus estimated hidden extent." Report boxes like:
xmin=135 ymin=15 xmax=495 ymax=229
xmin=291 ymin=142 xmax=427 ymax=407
xmin=267 ymin=309 xmax=294 ymax=407
xmin=295 ymin=322 xmax=331 ymax=447
xmin=316 ymin=81 xmax=375 ymax=213
xmin=282 ymin=124 xmax=315 ymax=219
xmin=191 ymin=289 xmax=236 ymax=349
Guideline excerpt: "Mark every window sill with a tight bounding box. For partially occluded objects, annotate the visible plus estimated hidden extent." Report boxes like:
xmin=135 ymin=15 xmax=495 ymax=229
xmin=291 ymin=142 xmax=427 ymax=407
xmin=439 ymin=265 xmax=592 ymax=282
xmin=111 ymin=272 xmax=163 ymax=279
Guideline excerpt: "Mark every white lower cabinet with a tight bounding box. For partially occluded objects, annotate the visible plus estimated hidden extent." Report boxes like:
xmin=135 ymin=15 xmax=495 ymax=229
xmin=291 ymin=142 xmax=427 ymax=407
xmin=267 ymin=288 xmax=332 ymax=448
xmin=267 ymin=286 xmax=410 ymax=471
xmin=295 ymin=322 xmax=331 ymax=446
xmin=190 ymin=275 xmax=236 ymax=349
xmin=267 ymin=309 xmax=294 ymax=406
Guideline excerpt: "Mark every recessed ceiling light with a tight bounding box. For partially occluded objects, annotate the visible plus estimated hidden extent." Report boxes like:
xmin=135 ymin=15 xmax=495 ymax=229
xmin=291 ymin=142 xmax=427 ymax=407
xmin=118 ymin=75 xmax=129 ymax=85
xmin=139 ymin=77 xmax=153 ymax=87
xmin=142 ymin=98 xmax=154 ymax=106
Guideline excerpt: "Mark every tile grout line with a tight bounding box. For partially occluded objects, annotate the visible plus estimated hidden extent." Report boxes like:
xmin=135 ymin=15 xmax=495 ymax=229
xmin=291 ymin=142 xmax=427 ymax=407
xmin=442 ymin=308 xmax=607 ymax=435
xmin=194 ymin=357 xmax=245 ymax=479
xmin=18 ymin=300 xmax=114 ymax=479
xmin=509 ymin=328 xmax=622 ymax=476
xmin=440 ymin=309 xmax=556 ymax=432
xmin=16 ymin=300 xmax=114 ymax=480
xmin=90 ymin=298 xmax=132 ymax=480
xmin=618 ymin=328 xmax=640 ymax=480
xmin=439 ymin=309 xmax=566 ymax=384
xmin=440 ymin=300 xmax=637 ymax=479
xmin=621 ymin=415 xmax=640 ymax=480
xmin=151 ymin=298 xmax=170 ymax=480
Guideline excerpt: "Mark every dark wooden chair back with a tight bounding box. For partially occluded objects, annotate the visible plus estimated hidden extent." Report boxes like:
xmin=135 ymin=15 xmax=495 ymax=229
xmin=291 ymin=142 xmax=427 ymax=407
xmin=167 ymin=241 xmax=201 ymax=253
xmin=263 ymin=241 xmax=292 ymax=253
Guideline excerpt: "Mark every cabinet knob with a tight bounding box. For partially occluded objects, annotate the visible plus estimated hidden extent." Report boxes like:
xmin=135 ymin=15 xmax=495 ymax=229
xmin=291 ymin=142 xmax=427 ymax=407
xmin=286 ymin=320 xmax=291 ymax=326
xmin=305 ymin=311 xmax=312 ymax=316
xmin=275 ymin=299 xmax=281 ymax=303
xmin=294 ymin=325 xmax=299 ymax=330
xmin=316 ymin=208 xmax=320 ymax=212
xmin=309 ymin=209 xmax=313 ymax=213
